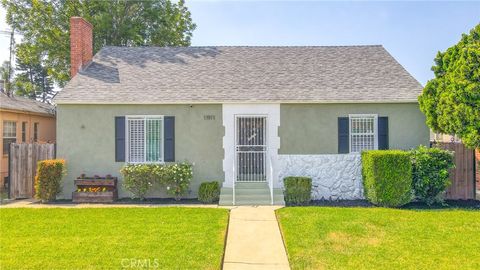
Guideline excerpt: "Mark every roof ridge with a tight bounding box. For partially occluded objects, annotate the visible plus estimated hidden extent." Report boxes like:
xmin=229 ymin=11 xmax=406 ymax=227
xmin=101 ymin=45 xmax=384 ymax=49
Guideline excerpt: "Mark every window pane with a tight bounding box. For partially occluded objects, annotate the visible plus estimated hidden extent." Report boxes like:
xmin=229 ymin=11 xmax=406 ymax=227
xmin=146 ymin=118 xmax=163 ymax=162
xmin=350 ymin=116 xmax=375 ymax=153
xmin=22 ymin=122 xmax=27 ymax=142
xmin=34 ymin=123 xmax=39 ymax=142
xmin=128 ymin=119 xmax=145 ymax=162
xmin=3 ymin=121 xmax=16 ymax=138
xmin=3 ymin=138 xmax=16 ymax=154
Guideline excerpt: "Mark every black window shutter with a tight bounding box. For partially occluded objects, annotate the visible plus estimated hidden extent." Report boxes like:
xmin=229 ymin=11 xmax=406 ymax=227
xmin=338 ymin=117 xmax=349 ymax=154
xmin=378 ymin=117 xmax=389 ymax=150
xmin=164 ymin=116 xmax=175 ymax=162
xmin=115 ymin=116 xmax=126 ymax=162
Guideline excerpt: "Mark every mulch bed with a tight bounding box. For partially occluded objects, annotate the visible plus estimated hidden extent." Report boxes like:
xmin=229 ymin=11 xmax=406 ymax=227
xmin=291 ymin=199 xmax=480 ymax=209
xmin=39 ymin=198 xmax=212 ymax=205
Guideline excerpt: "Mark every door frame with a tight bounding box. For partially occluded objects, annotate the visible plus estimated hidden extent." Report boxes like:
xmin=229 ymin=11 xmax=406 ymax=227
xmin=222 ymin=104 xmax=280 ymax=188
xmin=234 ymin=114 xmax=268 ymax=182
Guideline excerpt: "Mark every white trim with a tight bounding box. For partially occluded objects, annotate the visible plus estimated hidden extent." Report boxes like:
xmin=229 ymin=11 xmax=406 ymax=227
xmin=125 ymin=115 xmax=165 ymax=164
xmin=348 ymin=114 xmax=378 ymax=153
xmin=222 ymin=104 xmax=280 ymax=188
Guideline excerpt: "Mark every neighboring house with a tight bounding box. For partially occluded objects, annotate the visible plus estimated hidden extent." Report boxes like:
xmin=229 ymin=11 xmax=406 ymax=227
xmin=0 ymin=92 xmax=56 ymax=189
xmin=55 ymin=17 xmax=429 ymax=205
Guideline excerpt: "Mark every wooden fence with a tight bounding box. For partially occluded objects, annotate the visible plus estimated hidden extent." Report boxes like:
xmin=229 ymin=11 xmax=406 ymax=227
xmin=433 ymin=142 xmax=476 ymax=200
xmin=8 ymin=143 xmax=55 ymax=199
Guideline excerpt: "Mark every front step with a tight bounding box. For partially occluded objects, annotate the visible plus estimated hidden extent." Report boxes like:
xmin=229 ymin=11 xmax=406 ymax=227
xmin=219 ymin=182 xmax=285 ymax=206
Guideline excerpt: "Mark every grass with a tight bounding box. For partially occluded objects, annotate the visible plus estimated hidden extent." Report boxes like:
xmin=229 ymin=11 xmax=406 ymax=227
xmin=0 ymin=208 xmax=229 ymax=269
xmin=277 ymin=207 xmax=480 ymax=270
xmin=0 ymin=190 xmax=7 ymax=204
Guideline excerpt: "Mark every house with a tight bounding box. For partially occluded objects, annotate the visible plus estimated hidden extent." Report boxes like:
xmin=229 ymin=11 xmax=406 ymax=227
xmin=0 ymin=92 xmax=56 ymax=189
xmin=55 ymin=17 xmax=429 ymax=205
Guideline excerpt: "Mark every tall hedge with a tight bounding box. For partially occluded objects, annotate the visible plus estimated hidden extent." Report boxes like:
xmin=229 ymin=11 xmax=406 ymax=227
xmin=34 ymin=159 xmax=66 ymax=202
xmin=362 ymin=150 xmax=412 ymax=207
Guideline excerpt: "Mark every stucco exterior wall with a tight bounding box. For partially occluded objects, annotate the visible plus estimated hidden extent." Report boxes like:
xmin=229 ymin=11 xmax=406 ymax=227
xmin=57 ymin=102 xmax=429 ymax=200
xmin=56 ymin=104 xmax=224 ymax=199
xmin=279 ymin=103 xmax=430 ymax=154
xmin=0 ymin=110 xmax=56 ymax=187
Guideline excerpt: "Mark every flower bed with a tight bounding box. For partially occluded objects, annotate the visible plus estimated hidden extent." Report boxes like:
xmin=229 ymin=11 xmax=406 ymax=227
xmin=72 ymin=175 xmax=118 ymax=203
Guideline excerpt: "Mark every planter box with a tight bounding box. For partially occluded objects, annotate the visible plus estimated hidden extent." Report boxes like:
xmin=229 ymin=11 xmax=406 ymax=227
xmin=73 ymin=177 xmax=118 ymax=203
xmin=72 ymin=191 xmax=117 ymax=203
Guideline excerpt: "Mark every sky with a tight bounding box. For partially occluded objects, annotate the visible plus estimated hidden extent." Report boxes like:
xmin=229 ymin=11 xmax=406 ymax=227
xmin=0 ymin=1 xmax=479 ymax=85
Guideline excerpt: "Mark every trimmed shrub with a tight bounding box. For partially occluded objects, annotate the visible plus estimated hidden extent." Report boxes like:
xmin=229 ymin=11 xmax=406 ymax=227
xmin=198 ymin=181 xmax=220 ymax=203
xmin=120 ymin=162 xmax=193 ymax=200
xmin=35 ymin=159 xmax=66 ymax=202
xmin=410 ymin=145 xmax=455 ymax=205
xmin=283 ymin=177 xmax=312 ymax=205
xmin=162 ymin=162 xmax=193 ymax=201
xmin=120 ymin=164 xmax=158 ymax=200
xmin=362 ymin=150 xmax=412 ymax=207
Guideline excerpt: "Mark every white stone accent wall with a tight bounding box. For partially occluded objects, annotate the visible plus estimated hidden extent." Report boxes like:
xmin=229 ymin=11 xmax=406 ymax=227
xmin=277 ymin=154 xmax=364 ymax=200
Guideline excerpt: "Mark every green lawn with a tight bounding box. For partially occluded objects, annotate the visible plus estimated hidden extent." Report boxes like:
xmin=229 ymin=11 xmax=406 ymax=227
xmin=277 ymin=207 xmax=480 ymax=270
xmin=0 ymin=208 xmax=229 ymax=269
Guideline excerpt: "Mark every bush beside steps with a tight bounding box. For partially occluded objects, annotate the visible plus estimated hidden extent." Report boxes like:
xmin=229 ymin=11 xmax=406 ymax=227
xmin=283 ymin=177 xmax=312 ymax=205
xmin=198 ymin=181 xmax=220 ymax=203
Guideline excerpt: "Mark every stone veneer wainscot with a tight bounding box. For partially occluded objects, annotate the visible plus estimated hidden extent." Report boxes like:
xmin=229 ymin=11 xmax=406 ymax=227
xmin=277 ymin=154 xmax=364 ymax=200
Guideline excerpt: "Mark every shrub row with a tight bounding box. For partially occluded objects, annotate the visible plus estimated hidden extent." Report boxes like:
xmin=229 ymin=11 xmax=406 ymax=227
xmin=362 ymin=146 xmax=454 ymax=207
xmin=120 ymin=162 xmax=193 ymax=200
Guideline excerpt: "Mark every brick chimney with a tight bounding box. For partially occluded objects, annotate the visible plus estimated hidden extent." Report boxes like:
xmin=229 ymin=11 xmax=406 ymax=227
xmin=70 ymin=17 xmax=93 ymax=77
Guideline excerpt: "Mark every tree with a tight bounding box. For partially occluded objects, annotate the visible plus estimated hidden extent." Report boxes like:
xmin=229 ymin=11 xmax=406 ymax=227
xmin=0 ymin=61 xmax=10 ymax=94
xmin=419 ymin=24 xmax=480 ymax=149
xmin=13 ymin=43 xmax=55 ymax=102
xmin=2 ymin=0 xmax=196 ymax=90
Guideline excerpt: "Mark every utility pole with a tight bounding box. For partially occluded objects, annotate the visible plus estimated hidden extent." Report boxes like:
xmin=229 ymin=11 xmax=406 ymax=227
xmin=0 ymin=28 xmax=14 ymax=96
xmin=8 ymin=28 xmax=14 ymax=96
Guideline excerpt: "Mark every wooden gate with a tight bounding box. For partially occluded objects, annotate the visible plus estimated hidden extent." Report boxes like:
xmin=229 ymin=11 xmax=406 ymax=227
xmin=433 ymin=142 xmax=475 ymax=200
xmin=8 ymin=143 xmax=55 ymax=199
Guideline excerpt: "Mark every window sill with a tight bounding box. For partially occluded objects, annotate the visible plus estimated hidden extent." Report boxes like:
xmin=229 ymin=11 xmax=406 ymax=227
xmin=126 ymin=161 xmax=165 ymax=164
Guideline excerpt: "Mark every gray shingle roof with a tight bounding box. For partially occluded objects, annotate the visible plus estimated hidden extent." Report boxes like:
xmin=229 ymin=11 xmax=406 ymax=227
xmin=0 ymin=92 xmax=55 ymax=116
xmin=55 ymin=45 xmax=422 ymax=104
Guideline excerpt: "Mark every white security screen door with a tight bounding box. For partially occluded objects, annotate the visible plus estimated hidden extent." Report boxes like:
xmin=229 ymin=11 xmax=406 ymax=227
xmin=235 ymin=116 xmax=267 ymax=182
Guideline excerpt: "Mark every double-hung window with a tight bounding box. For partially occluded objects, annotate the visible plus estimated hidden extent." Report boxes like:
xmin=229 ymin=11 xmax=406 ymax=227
xmin=33 ymin=123 xmax=39 ymax=142
xmin=126 ymin=116 xmax=164 ymax=163
xmin=21 ymin=122 xmax=27 ymax=142
xmin=349 ymin=114 xmax=378 ymax=153
xmin=3 ymin=121 xmax=16 ymax=155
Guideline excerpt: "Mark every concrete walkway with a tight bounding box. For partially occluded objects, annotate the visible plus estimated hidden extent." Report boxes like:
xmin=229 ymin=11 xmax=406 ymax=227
xmin=223 ymin=206 xmax=290 ymax=270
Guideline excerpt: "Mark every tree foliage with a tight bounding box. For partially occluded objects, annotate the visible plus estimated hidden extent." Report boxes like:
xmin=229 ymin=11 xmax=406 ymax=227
xmin=2 ymin=0 xmax=196 ymax=95
xmin=13 ymin=43 xmax=54 ymax=102
xmin=419 ymin=24 xmax=480 ymax=148
xmin=0 ymin=61 xmax=11 ymax=93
